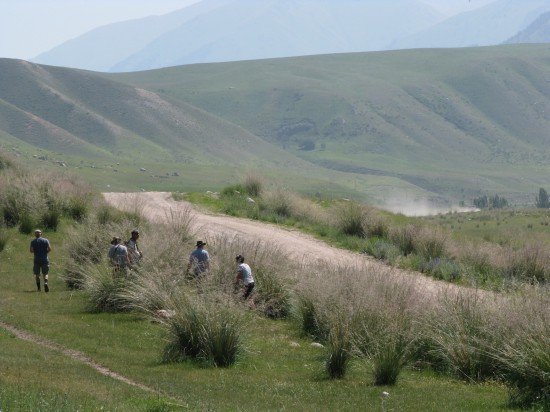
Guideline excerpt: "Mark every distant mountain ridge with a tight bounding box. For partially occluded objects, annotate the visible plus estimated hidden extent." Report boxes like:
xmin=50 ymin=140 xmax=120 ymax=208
xmin=31 ymin=0 xmax=443 ymax=72
xmin=30 ymin=0 xmax=550 ymax=73
xmin=505 ymin=11 xmax=550 ymax=44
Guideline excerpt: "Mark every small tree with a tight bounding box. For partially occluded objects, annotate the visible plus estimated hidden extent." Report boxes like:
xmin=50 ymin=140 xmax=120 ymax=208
xmin=535 ymin=188 xmax=550 ymax=209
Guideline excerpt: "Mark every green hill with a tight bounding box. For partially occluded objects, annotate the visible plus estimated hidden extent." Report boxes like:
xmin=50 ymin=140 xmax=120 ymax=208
xmin=3 ymin=45 xmax=550 ymax=207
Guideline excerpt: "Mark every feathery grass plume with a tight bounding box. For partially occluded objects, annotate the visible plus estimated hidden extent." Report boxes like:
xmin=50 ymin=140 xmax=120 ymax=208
xmin=118 ymin=265 xmax=186 ymax=315
xmin=325 ymin=313 xmax=353 ymax=379
xmin=335 ymin=201 xmax=366 ymax=237
xmin=503 ymin=242 xmax=550 ymax=283
xmin=388 ymin=224 xmax=418 ymax=255
xmin=261 ymin=187 xmax=294 ymax=219
xmin=160 ymin=292 xmax=244 ymax=367
xmin=488 ymin=286 xmax=550 ymax=409
xmin=243 ymin=173 xmax=263 ymax=197
xmin=348 ymin=268 xmax=419 ymax=386
xmin=18 ymin=213 xmax=35 ymax=234
xmin=81 ymin=262 xmax=133 ymax=313
xmin=424 ymin=290 xmax=499 ymax=382
xmin=203 ymin=234 xmax=294 ymax=316
xmin=413 ymin=226 xmax=448 ymax=261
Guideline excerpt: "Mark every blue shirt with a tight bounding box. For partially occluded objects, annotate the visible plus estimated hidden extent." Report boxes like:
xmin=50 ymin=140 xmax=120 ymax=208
xmin=31 ymin=237 xmax=50 ymax=262
xmin=190 ymin=248 xmax=209 ymax=273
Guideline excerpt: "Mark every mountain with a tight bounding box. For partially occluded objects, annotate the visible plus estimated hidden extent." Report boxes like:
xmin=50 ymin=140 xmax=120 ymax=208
xmin=31 ymin=0 xmax=550 ymax=73
xmin=390 ymin=0 xmax=550 ymax=49
xmin=505 ymin=11 xmax=550 ymax=44
xmin=4 ymin=45 xmax=550 ymax=207
xmin=32 ymin=0 xmax=443 ymax=72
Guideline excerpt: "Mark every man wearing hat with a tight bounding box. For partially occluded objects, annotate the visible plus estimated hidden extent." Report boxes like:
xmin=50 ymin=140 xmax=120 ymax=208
xmin=187 ymin=240 xmax=210 ymax=277
xmin=30 ymin=229 xmax=51 ymax=292
xmin=127 ymin=229 xmax=142 ymax=267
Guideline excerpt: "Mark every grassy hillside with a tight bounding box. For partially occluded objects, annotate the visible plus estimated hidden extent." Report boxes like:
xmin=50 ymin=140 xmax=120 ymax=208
xmin=3 ymin=45 xmax=550 ymax=207
xmin=1 ymin=155 xmax=548 ymax=411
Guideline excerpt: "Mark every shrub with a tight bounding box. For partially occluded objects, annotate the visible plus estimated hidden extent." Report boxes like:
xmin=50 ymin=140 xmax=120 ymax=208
xmin=503 ymin=243 xmax=550 ymax=283
xmin=18 ymin=213 xmax=35 ymax=234
xmin=388 ymin=224 xmax=417 ymax=255
xmin=325 ymin=318 xmax=352 ymax=379
xmin=81 ymin=263 xmax=132 ymax=313
xmin=66 ymin=196 xmax=89 ymax=222
xmin=336 ymin=202 xmax=365 ymax=237
xmin=252 ymin=267 xmax=292 ymax=319
xmin=161 ymin=294 xmax=243 ymax=367
xmin=365 ymin=238 xmax=401 ymax=262
xmin=41 ymin=208 xmax=61 ymax=231
xmin=295 ymin=293 xmax=331 ymax=342
xmin=425 ymin=292 xmax=498 ymax=382
xmin=352 ymin=309 xmax=413 ymax=386
xmin=244 ymin=174 xmax=263 ymax=197
xmin=413 ymin=227 xmax=447 ymax=261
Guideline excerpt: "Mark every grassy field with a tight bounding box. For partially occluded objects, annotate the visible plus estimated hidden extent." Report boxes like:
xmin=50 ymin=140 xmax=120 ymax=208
xmin=1 ymin=155 xmax=549 ymax=411
xmin=0 ymin=223 xmax=528 ymax=412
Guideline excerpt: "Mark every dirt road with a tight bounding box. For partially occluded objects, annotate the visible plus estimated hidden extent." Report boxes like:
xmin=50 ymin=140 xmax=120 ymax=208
xmin=103 ymin=192 xmax=460 ymax=297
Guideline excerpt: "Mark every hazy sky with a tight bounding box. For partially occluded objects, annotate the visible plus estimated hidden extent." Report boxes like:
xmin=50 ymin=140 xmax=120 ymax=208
xmin=1 ymin=0 xmax=496 ymax=60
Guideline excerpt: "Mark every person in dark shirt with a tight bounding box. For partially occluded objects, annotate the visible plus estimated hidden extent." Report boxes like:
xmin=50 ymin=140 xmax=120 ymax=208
xmin=30 ymin=229 xmax=52 ymax=292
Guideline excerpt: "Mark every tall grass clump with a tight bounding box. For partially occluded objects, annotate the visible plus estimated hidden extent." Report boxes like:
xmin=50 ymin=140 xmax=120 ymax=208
xmin=335 ymin=201 xmax=366 ymax=237
xmin=423 ymin=291 xmax=499 ymax=382
xmin=325 ymin=314 xmax=353 ymax=379
xmin=81 ymin=262 xmax=133 ymax=313
xmin=243 ymin=173 xmax=263 ymax=197
xmin=204 ymin=235 xmax=293 ymax=317
xmin=489 ymin=288 xmax=550 ymax=410
xmin=350 ymin=272 xmax=418 ymax=386
xmin=160 ymin=293 xmax=244 ymax=367
xmin=503 ymin=242 xmax=550 ymax=283
xmin=388 ymin=224 xmax=417 ymax=255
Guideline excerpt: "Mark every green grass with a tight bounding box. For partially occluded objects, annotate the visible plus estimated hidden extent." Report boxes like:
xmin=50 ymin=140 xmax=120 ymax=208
xmin=0 ymin=224 xmax=525 ymax=411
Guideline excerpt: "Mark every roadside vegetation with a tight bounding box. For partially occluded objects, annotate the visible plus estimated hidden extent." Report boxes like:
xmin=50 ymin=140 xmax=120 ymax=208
xmin=0 ymin=152 xmax=548 ymax=411
xmin=177 ymin=175 xmax=550 ymax=291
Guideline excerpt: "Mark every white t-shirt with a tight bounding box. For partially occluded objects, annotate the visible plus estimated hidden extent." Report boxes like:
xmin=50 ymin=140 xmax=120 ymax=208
xmin=237 ymin=263 xmax=254 ymax=285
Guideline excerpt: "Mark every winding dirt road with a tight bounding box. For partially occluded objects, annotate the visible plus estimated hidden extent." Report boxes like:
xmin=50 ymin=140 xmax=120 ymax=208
xmin=103 ymin=192 xmax=461 ymax=297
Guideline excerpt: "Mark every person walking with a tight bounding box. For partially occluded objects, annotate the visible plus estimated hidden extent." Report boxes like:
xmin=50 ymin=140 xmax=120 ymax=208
xmin=127 ymin=229 xmax=142 ymax=267
xmin=108 ymin=236 xmax=130 ymax=273
xmin=30 ymin=229 xmax=51 ymax=292
xmin=235 ymin=254 xmax=255 ymax=300
xmin=187 ymin=240 xmax=210 ymax=277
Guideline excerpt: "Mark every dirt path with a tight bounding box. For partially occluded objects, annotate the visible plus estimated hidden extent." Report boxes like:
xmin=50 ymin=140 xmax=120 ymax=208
xmin=0 ymin=320 xmax=158 ymax=394
xmin=103 ymin=191 xmax=462 ymax=297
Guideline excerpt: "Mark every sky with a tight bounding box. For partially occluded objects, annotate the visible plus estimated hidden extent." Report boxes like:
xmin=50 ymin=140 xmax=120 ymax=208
xmin=1 ymin=0 xmax=496 ymax=60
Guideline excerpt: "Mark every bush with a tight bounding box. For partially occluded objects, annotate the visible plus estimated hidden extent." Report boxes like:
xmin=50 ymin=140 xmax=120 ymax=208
xmin=335 ymin=201 xmax=366 ymax=237
xmin=82 ymin=263 xmax=132 ymax=313
xmin=18 ymin=213 xmax=35 ymax=234
xmin=426 ymin=292 xmax=498 ymax=382
xmin=388 ymin=224 xmax=417 ymax=255
xmin=244 ymin=174 xmax=263 ymax=197
xmin=325 ymin=318 xmax=352 ymax=379
xmin=252 ymin=267 xmax=291 ymax=318
xmin=161 ymin=294 xmax=243 ymax=367
xmin=41 ymin=208 xmax=61 ymax=231
xmin=365 ymin=238 xmax=401 ymax=262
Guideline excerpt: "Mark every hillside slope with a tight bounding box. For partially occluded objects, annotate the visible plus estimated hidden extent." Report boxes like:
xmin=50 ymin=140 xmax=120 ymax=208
xmin=3 ymin=45 xmax=550 ymax=206
xmin=113 ymin=45 xmax=550 ymax=203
